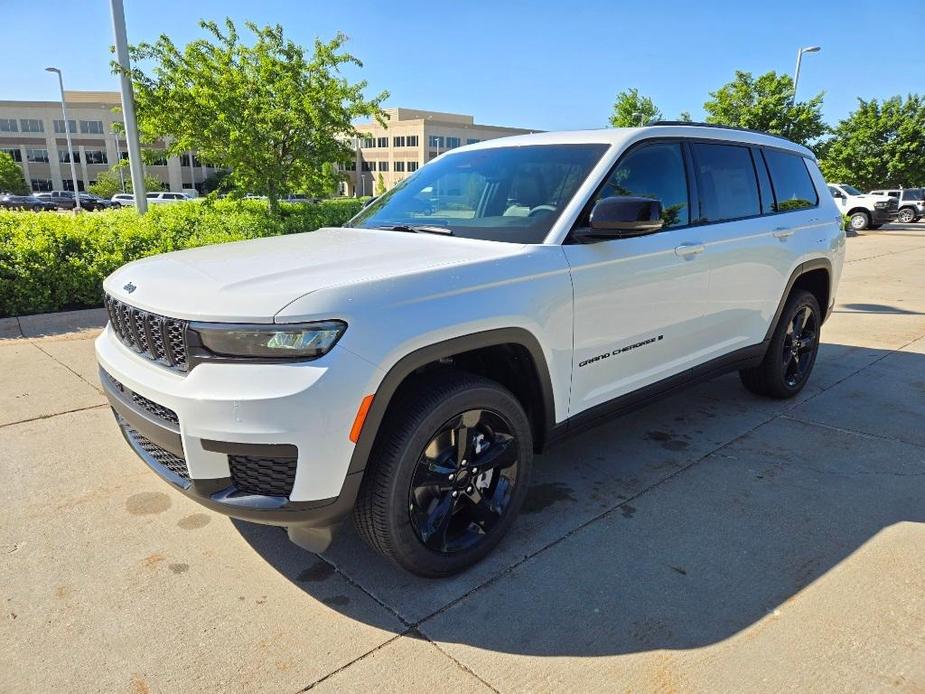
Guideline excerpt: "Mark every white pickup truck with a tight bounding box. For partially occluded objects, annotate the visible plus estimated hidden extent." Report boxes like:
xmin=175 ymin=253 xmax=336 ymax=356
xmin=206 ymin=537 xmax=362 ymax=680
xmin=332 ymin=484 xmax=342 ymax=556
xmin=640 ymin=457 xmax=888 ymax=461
xmin=97 ymin=124 xmax=845 ymax=576
xmin=827 ymin=183 xmax=898 ymax=231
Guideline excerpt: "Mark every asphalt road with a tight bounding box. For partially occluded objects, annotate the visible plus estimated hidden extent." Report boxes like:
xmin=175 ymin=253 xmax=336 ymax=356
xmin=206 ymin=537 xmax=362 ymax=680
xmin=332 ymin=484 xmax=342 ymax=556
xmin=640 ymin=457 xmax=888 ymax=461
xmin=2 ymin=224 xmax=923 ymax=693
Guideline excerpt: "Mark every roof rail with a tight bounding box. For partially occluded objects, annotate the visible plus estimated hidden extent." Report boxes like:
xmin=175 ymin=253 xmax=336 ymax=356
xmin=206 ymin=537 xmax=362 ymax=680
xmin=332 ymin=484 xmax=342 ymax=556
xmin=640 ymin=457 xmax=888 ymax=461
xmin=649 ymin=120 xmax=793 ymax=141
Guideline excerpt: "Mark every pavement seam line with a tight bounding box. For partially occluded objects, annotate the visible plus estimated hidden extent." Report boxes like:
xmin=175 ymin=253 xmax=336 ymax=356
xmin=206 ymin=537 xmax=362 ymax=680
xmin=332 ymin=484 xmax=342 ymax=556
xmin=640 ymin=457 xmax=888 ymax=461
xmin=780 ymin=413 xmax=925 ymax=453
xmin=0 ymin=403 xmax=107 ymax=429
xmin=312 ymin=553 xmax=414 ymax=629
xmin=296 ymin=630 xmax=410 ymax=692
xmin=426 ymin=638 xmax=502 ymax=694
xmin=29 ymin=339 xmax=105 ymax=395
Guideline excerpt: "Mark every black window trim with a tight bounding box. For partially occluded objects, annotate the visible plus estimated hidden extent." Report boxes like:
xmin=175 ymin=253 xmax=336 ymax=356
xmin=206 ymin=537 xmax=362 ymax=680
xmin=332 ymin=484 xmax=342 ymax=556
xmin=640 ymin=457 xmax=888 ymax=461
xmin=567 ymin=135 xmax=821 ymax=243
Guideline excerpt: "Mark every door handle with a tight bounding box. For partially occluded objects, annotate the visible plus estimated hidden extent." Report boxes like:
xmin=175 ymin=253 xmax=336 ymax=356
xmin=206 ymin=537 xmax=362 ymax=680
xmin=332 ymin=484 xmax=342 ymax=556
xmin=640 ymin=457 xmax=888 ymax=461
xmin=675 ymin=242 xmax=705 ymax=257
xmin=772 ymin=227 xmax=795 ymax=239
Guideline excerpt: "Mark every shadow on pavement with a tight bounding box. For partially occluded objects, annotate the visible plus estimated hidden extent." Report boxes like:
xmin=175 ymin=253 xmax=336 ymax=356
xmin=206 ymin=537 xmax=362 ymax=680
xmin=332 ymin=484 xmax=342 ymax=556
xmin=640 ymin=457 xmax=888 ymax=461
xmin=234 ymin=344 xmax=925 ymax=656
xmin=835 ymin=302 xmax=924 ymax=315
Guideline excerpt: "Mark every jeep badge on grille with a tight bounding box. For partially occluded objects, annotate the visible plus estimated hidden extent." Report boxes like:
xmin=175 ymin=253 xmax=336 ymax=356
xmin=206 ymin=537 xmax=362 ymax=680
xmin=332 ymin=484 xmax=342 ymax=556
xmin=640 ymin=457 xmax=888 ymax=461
xmin=123 ymin=282 xmax=137 ymax=294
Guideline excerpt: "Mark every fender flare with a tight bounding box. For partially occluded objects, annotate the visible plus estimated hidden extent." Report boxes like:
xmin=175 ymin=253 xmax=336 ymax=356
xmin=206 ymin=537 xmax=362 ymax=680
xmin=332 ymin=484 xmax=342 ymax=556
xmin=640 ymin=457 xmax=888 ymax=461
xmin=764 ymin=257 xmax=834 ymax=342
xmin=346 ymin=327 xmax=557 ymax=475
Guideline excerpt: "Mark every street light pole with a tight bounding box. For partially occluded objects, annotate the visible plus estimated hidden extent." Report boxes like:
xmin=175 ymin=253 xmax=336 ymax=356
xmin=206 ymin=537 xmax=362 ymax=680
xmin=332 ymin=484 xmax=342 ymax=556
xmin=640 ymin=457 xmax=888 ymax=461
xmin=109 ymin=0 xmax=147 ymax=212
xmin=792 ymin=46 xmax=821 ymax=105
xmin=45 ymin=68 xmax=81 ymax=210
xmin=112 ymin=129 xmax=126 ymax=193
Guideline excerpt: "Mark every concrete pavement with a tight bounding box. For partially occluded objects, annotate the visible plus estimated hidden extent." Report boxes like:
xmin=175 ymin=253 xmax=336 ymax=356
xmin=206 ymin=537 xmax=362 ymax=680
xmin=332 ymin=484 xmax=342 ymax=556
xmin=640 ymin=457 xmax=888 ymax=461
xmin=1 ymin=224 xmax=923 ymax=693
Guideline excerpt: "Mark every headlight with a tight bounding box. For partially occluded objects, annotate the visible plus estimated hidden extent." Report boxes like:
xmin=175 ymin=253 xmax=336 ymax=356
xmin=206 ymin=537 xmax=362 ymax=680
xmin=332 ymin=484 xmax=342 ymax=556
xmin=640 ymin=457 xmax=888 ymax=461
xmin=189 ymin=320 xmax=346 ymax=360
xmin=874 ymin=201 xmax=888 ymax=209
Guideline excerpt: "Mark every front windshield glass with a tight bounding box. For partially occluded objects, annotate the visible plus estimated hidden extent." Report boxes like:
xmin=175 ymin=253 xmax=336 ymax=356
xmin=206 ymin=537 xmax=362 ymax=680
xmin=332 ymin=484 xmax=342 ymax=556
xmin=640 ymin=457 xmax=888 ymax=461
xmin=841 ymin=185 xmax=863 ymax=196
xmin=348 ymin=144 xmax=609 ymax=243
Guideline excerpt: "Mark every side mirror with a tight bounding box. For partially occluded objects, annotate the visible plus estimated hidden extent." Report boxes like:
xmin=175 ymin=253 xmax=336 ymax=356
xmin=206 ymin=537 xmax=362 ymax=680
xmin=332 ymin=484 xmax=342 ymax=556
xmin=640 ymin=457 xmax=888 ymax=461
xmin=582 ymin=196 xmax=664 ymax=239
xmin=831 ymin=191 xmax=844 ymax=199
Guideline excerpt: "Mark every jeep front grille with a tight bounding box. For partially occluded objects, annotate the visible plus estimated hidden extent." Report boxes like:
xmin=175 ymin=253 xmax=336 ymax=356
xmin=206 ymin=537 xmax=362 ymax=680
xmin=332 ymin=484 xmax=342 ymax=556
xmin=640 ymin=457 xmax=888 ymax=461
xmin=105 ymin=293 xmax=188 ymax=371
xmin=120 ymin=417 xmax=190 ymax=480
xmin=229 ymin=455 xmax=297 ymax=498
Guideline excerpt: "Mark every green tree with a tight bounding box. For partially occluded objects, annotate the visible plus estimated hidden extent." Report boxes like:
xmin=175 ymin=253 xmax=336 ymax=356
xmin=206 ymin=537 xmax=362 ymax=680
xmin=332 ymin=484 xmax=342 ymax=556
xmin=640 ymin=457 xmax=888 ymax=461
xmin=609 ymin=88 xmax=663 ymax=127
xmin=0 ymin=152 xmax=28 ymax=194
xmin=818 ymin=95 xmax=925 ymax=190
xmin=703 ymin=70 xmax=827 ymax=146
xmin=119 ymin=18 xmax=387 ymax=214
xmin=677 ymin=111 xmax=693 ymax=122
xmin=374 ymin=172 xmax=386 ymax=196
xmin=87 ymin=163 xmax=164 ymax=198
xmin=201 ymin=169 xmax=232 ymax=195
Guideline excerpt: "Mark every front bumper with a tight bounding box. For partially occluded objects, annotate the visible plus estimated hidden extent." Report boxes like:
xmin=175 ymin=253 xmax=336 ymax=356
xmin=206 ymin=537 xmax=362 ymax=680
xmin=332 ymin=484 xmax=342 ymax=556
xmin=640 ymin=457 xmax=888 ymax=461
xmin=871 ymin=208 xmax=899 ymax=224
xmin=96 ymin=325 xmax=382 ymax=527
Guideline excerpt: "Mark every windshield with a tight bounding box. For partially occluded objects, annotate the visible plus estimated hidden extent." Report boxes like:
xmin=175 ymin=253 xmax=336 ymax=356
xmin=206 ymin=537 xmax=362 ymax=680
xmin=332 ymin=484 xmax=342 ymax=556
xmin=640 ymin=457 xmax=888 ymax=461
xmin=841 ymin=185 xmax=863 ymax=196
xmin=348 ymin=144 xmax=609 ymax=243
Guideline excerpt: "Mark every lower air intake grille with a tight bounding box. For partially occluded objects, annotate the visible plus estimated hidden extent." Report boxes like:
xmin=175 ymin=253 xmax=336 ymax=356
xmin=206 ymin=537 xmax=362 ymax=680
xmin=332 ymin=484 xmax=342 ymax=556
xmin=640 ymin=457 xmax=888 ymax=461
xmin=122 ymin=419 xmax=189 ymax=480
xmin=229 ymin=455 xmax=297 ymax=498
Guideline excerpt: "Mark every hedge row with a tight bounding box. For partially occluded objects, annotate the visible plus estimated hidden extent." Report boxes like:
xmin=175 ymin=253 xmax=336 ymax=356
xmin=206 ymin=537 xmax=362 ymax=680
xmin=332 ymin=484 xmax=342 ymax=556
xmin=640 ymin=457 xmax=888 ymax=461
xmin=0 ymin=197 xmax=365 ymax=317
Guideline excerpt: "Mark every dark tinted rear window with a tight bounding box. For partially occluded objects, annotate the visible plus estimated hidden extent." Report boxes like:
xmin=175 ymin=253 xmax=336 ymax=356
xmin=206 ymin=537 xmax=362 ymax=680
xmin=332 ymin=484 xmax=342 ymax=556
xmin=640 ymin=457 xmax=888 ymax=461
xmin=763 ymin=149 xmax=818 ymax=211
xmin=691 ymin=143 xmax=760 ymax=222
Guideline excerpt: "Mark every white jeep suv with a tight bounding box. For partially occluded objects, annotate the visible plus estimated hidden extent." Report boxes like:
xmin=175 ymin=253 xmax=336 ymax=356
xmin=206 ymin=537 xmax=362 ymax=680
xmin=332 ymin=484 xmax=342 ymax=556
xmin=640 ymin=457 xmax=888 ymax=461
xmin=96 ymin=124 xmax=845 ymax=576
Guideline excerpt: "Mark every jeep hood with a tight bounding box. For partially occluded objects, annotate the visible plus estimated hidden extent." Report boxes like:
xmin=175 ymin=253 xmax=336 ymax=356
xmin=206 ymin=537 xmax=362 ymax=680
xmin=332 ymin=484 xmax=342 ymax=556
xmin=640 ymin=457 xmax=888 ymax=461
xmin=103 ymin=227 xmax=521 ymax=322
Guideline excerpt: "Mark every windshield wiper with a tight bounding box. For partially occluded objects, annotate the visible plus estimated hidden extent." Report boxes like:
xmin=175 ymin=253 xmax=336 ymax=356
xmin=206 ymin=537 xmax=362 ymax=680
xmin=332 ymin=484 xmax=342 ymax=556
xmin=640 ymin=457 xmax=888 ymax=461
xmin=376 ymin=224 xmax=454 ymax=236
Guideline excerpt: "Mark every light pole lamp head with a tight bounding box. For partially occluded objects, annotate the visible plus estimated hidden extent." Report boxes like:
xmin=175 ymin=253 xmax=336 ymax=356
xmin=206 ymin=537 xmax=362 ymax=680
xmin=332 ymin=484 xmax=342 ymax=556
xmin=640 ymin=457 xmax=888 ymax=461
xmin=801 ymin=46 xmax=821 ymax=54
xmin=45 ymin=67 xmax=61 ymax=74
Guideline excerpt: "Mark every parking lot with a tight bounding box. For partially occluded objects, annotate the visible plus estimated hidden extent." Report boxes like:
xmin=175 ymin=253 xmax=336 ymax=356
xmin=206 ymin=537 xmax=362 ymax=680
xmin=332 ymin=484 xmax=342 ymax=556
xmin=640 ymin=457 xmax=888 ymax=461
xmin=1 ymin=224 xmax=923 ymax=693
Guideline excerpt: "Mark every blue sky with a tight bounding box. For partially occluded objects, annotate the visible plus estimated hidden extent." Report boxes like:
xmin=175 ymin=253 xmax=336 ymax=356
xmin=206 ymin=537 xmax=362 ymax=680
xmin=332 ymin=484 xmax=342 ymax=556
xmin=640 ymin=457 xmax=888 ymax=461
xmin=3 ymin=1 xmax=920 ymax=131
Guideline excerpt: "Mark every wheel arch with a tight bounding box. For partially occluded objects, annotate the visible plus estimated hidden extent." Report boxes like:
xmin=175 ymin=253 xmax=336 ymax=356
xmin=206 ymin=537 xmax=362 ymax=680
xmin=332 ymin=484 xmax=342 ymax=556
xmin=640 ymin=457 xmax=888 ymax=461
xmin=846 ymin=207 xmax=871 ymax=218
xmin=347 ymin=328 xmax=557 ymax=476
xmin=764 ymin=258 xmax=833 ymax=343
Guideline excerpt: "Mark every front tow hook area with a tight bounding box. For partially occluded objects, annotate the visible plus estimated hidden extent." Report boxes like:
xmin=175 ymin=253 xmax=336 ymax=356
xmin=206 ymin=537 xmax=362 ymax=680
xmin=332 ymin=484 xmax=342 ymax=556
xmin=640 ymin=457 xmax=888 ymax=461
xmin=288 ymin=525 xmax=337 ymax=553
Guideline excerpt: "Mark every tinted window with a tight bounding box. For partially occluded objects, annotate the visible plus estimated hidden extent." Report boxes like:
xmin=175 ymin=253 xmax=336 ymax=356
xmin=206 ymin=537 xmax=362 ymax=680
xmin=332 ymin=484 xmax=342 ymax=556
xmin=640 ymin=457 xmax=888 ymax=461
xmin=691 ymin=143 xmax=760 ymax=222
xmin=597 ymin=142 xmax=689 ymax=228
xmin=903 ymin=189 xmax=924 ymax=201
xmin=763 ymin=149 xmax=818 ymax=211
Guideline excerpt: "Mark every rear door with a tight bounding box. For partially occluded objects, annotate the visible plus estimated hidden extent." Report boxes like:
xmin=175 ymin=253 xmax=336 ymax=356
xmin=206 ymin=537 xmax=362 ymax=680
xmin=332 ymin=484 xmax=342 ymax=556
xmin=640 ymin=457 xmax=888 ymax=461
xmin=699 ymin=144 xmax=821 ymax=353
xmin=563 ymin=140 xmax=711 ymax=414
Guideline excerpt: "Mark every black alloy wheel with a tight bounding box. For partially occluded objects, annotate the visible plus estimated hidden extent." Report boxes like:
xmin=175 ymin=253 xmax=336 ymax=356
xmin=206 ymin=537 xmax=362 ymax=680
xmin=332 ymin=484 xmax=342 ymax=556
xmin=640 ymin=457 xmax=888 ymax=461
xmin=782 ymin=305 xmax=817 ymax=388
xmin=408 ymin=409 xmax=519 ymax=554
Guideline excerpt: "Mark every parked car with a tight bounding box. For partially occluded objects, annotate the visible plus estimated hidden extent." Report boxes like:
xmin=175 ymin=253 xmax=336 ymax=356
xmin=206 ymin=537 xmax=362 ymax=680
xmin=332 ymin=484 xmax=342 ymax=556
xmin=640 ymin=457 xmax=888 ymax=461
xmin=97 ymin=124 xmax=844 ymax=576
xmin=0 ymin=193 xmax=57 ymax=212
xmin=145 ymin=191 xmax=190 ymax=204
xmin=111 ymin=193 xmax=135 ymax=207
xmin=869 ymin=187 xmax=925 ymax=223
xmin=827 ymin=184 xmax=898 ymax=231
xmin=34 ymin=190 xmax=110 ymax=211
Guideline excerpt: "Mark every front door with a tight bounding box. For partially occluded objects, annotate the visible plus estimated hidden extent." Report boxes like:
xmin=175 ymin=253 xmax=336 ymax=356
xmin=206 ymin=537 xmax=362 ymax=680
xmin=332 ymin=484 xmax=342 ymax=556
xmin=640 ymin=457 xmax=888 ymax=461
xmin=563 ymin=140 xmax=711 ymax=416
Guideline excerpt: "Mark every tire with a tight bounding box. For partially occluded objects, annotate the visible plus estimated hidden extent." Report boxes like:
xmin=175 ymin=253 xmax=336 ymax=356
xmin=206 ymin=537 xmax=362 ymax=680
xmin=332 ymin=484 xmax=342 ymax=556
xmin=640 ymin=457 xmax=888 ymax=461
xmin=739 ymin=289 xmax=821 ymax=399
xmin=353 ymin=370 xmax=533 ymax=577
xmin=897 ymin=208 xmax=915 ymax=224
xmin=849 ymin=211 xmax=870 ymax=231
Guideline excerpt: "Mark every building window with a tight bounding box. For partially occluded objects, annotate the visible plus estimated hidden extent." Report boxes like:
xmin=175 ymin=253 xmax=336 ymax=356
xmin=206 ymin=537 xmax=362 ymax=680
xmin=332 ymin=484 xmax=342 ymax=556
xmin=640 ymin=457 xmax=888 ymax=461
xmin=394 ymin=161 xmax=405 ymax=172
xmin=58 ymin=149 xmax=80 ymax=163
xmin=84 ymin=150 xmax=108 ymax=165
xmin=62 ymin=179 xmax=85 ymax=192
xmin=20 ymin=119 xmax=44 ymax=133
xmin=0 ymin=118 xmax=19 ymax=132
xmin=376 ymin=161 xmax=388 ymax=171
xmin=407 ymin=161 xmax=418 ymax=172
xmin=26 ymin=148 xmax=49 ymax=163
xmin=406 ymin=135 xmax=419 ymax=147
xmin=428 ymin=135 xmax=445 ymax=149
xmin=147 ymin=152 xmax=167 ymax=166
xmin=376 ymin=137 xmax=388 ymax=148
xmin=1 ymin=147 xmax=22 ymax=162
xmin=363 ymin=137 xmax=375 ymax=148
xmin=393 ymin=136 xmax=406 ymax=147
xmin=446 ymin=137 xmax=461 ymax=149
xmin=31 ymin=179 xmax=53 ymax=192
xmin=180 ymin=153 xmax=202 ymax=167
xmin=79 ymin=120 xmax=105 ymax=135
xmin=467 ymin=138 xmax=481 ymax=145
xmin=361 ymin=161 xmax=373 ymax=172
xmin=54 ymin=119 xmax=77 ymax=134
